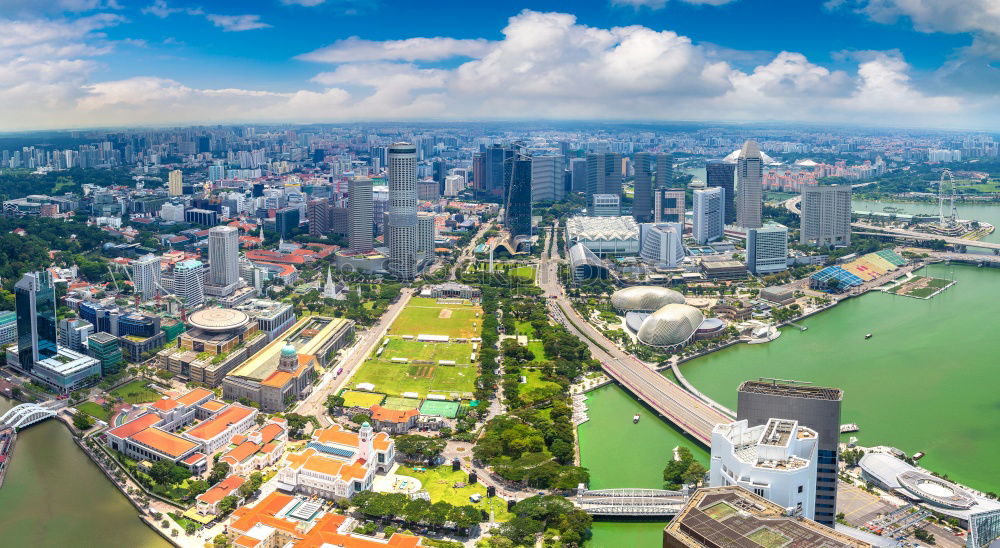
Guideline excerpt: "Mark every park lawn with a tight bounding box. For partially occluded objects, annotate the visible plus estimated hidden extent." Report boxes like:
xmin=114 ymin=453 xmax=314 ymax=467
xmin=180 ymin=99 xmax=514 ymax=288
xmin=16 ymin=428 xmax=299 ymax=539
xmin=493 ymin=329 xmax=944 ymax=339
xmin=390 ymin=300 xmax=483 ymax=339
xmin=109 ymin=380 xmax=162 ymax=404
xmin=508 ymin=266 xmax=536 ymax=281
xmin=395 ymin=466 xmax=514 ymax=522
xmin=381 ymin=396 xmax=422 ymax=411
xmin=341 ymin=390 xmax=386 ymax=408
xmin=519 ymin=369 xmax=562 ymax=405
xmin=77 ymin=401 xmax=111 ymax=421
xmin=513 ymin=320 xmax=536 ymax=338
xmin=526 ymin=340 xmax=546 ymax=363
xmin=351 ymin=359 xmax=476 ymax=399
xmin=380 ymin=338 xmax=474 ymax=364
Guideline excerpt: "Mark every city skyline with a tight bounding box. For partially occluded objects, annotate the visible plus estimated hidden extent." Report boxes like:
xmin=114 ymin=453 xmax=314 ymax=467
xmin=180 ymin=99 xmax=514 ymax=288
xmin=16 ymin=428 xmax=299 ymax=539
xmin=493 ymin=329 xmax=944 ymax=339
xmin=1 ymin=1 xmax=998 ymax=131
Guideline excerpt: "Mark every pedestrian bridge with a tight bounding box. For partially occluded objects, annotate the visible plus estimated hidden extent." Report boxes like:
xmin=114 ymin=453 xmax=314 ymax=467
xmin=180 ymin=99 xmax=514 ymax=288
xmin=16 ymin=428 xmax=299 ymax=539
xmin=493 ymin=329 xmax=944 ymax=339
xmin=575 ymin=488 xmax=688 ymax=516
xmin=0 ymin=403 xmax=58 ymax=430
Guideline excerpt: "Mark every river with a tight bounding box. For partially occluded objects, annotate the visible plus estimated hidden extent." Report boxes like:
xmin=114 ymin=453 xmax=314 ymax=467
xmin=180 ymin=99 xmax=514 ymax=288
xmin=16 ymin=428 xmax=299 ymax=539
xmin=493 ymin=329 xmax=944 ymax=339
xmin=0 ymin=397 xmax=168 ymax=547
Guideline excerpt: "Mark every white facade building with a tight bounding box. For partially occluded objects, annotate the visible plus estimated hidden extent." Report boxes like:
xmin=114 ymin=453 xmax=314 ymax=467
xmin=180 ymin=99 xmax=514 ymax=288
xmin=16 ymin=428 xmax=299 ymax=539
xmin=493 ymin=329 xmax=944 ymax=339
xmin=349 ymin=176 xmax=374 ymax=253
xmin=444 ymin=174 xmax=466 ymax=196
xmin=710 ymin=418 xmax=819 ymax=520
xmin=566 ymin=215 xmax=639 ymax=256
xmin=417 ymin=213 xmax=436 ymax=262
xmin=736 ymin=140 xmax=763 ymax=229
xmin=530 ymin=155 xmax=564 ymax=203
xmin=693 ymin=187 xmax=724 ymax=244
xmin=747 ymin=224 xmax=788 ymax=275
xmin=591 ymin=193 xmax=621 ymax=217
xmin=173 ymin=259 xmax=205 ymax=307
xmin=387 ymin=143 xmax=417 ymax=280
xmin=160 ymin=202 xmax=185 ymax=222
xmin=208 ymin=226 xmax=240 ymax=288
xmin=132 ymin=254 xmax=162 ymax=301
xmin=640 ymin=222 xmax=685 ymax=268
xmin=800 ymin=185 xmax=851 ymax=247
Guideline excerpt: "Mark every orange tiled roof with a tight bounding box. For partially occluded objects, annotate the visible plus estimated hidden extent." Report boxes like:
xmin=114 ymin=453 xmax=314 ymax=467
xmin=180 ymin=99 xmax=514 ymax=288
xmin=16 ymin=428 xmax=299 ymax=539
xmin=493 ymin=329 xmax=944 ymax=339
xmin=296 ymin=513 xmax=422 ymax=548
xmin=261 ymin=370 xmax=293 ymax=388
xmin=130 ymin=427 xmax=198 ymax=458
xmin=261 ymin=442 xmax=278 ymax=454
xmin=222 ymin=441 xmax=261 ymax=465
xmin=176 ymin=387 xmax=214 ymax=407
xmin=229 ymin=492 xmax=301 ymax=538
xmin=200 ymin=399 xmax=227 ymax=412
xmin=108 ymin=413 xmax=161 ymax=440
xmin=258 ymin=423 xmax=284 ymax=444
xmin=233 ymin=534 xmax=261 ymax=548
xmin=183 ymin=452 xmax=207 ymax=465
xmin=198 ymin=475 xmax=245 ymax=505
xmin=151 ymin=398 xmax=179 ymax=411
xmin=231 ymin=434 xmax=248 ymax=445
xmin=313 ymin=425 xmax=358 ymax=448
xmin=373 ymin=432 xmax=391 ymax=452
xmin=186 ymin=405 xmax=254 ymax=441
xmin=370 ymin=405 xmax=419 ymax=424
xmin=339 ymin=459 xmax=368 ymax=481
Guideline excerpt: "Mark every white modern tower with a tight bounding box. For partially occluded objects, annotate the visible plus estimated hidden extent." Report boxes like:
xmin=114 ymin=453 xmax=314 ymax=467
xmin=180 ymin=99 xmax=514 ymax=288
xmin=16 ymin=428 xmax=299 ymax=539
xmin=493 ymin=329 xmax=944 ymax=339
xmin=387 ymin=142 xmax=418 ymax=280
xmin=349 ymin=175 xmax=374 ymax=253
xmin=747 ymin=224 xmax=788 ymax=275
xmin=800 ymin=185 xmax=852 ymax=247
xmin=710 ymin=418 xmax=819 ymax=520
xmin=530 ymin=154 xmax=564 ymax=203
xmin=173 ymin=259 xmax=205 ymax=307
xmin=208 ymin=225 xmax=240 ymax=287
xmin=693 ymin=187 xmax=725 ymax=244
xmin=736 ymin=140 xmax=763 ymax=229
xmin=131 ymin=254 xmax=162 ymax=301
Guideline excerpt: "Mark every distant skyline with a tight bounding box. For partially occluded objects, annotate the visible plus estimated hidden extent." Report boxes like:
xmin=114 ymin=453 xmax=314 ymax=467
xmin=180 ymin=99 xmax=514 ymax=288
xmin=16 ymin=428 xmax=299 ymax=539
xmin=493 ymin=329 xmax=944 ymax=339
xmin=2 ymin=0 xmax=998 ymax=131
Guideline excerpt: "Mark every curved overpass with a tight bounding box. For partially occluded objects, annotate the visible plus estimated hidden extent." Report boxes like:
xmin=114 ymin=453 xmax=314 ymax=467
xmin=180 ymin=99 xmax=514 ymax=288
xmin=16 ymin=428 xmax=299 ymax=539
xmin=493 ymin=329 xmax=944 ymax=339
xmin=539 ymin=231 xmax=733 ymax=446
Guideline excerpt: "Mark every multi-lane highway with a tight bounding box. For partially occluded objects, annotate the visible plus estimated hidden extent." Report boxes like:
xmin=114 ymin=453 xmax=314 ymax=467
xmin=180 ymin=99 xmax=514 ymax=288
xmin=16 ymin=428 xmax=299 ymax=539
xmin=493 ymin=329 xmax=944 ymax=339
xmin=538 ymin=226 xmax=732 ymax=446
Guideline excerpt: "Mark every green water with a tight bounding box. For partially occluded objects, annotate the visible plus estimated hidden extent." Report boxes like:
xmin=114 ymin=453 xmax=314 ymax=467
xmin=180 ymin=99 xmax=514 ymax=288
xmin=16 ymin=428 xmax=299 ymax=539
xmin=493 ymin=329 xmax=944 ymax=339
xmin=852 ymin=198 xmax=1000 ymax=244
xmin=683 ymin=263 xmax=1000 ymax=494
xmin=578 ymin=384 xmax=708 ymax=547
xmin=0 ymin=397 xmax=168 ymax=547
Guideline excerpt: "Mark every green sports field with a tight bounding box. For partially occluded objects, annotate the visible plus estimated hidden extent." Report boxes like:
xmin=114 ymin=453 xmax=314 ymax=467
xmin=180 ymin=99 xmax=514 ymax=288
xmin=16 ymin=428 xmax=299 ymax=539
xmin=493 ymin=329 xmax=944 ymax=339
xmin=381 ymin=396 xmax=422 ymax=411
xmin=350 ymin=359 xmax=476 ymax=399
xmin=377 ymin=338 xmax=474 ymax=364
xmin=389 ymin=297 xmax=483 ymax=339
xmin=341 ymin=390 xmax=386 ymax=408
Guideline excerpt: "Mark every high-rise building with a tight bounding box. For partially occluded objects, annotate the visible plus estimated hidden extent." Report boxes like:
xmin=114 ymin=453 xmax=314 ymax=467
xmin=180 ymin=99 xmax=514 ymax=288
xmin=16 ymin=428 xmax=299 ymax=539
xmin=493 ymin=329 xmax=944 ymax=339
xmin=443 ymin=174 xmax=465 ymax=197
xmin=586 ymin=153 xmax=622 ymax=201
xmin=307 ymin=198 xmax=329 ymax=238
xmin=655 ymin=152 xmax=674 ymax=189
xmin=747 ymin=224 xmax=788 ymax=275
xmin=88 ymin=332 xmax=123 ymax=376
xmin=654 ymin=188 xmax=685 ymax=223
xmin=174 ymin=259 xmax=205 ymax=307
xmin=693 ymin=187 xmax=725 ymax=244
xmin=504 ymin=154 xmax=533 ymax=238
xmin=0 ymin=311 xmax=17 ymax=347
xmin=349 ymin=175 xmax=374 ymax=253
xmin=14 ymin=270 xmax=58 ymax=372
xmin=530 ymin=154 xmax=564 ymax=203
xmin=417 ymin=179 xmax=440 ymax=201
xmin=388 ymin=142 xmax=418 ymax=280
xmin=591 ymin=193 xmax=621 ymax=217
xmin=208 ymin=164 xmax=225 ymax=182
xmin=736 ymin=140 xmax=764 ymax=229
xmin=569 ymin=157 xmax=587 ymax=193
xmin=208 ymin=226 xmax=240 ymax=288
xmin=710 ymin=418 xmax=819 ymax=520
xmin=132 ymin=254 xmax=162 ymax=301
xmin=473 ymin=144 xmax=514 ymax=198
xmin=800 ymin=185 xmax=852 ymax=247
xmin=417 ymin=213 xmax=436 ymax=260
xmin=639 ymin=222 xmax=684 ymax=268
xmin=707 ymin=159 xmax=736 ymax=225
xmin=737 ymin=380 xmax=843 ymax=527
xmin=168 ymin=169 xmax=183 ymax=196
xmin=58 ymin=317 xmax=93 ymax=353
xmin=633 ymin=152 xmax=654 ymax=222
xmin=275 ymin=207 xmax=299 ymax=238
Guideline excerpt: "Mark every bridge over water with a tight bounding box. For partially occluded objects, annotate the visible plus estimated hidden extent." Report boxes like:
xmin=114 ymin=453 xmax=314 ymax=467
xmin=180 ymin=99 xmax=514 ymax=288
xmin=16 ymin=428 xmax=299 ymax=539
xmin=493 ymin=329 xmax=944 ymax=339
xmin=0 ymin=403 xmax=59 ymax=430
xmin=574 ymin=488 xmax=689 ymax=516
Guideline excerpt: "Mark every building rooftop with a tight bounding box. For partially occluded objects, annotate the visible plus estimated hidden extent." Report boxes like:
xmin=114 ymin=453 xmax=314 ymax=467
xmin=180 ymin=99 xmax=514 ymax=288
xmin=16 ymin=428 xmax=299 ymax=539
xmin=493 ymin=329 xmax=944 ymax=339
xmin=130 ymin=426 xmax=199 ymax=458
xmin=185 ymin=405 xmax=255 ymax=441
xmin=228 ymin=316 xmax=346 ymax=381
xmin=198 ymin=475 xmax=245 ymax=505
xmin=176 ymin=387 xmax=214 ymax=406
xmin=664 ymin=486 xmax=869 ymax=547
xmin=739 ymin=380 xmax=843 ymax=401
xmin=187 ymin=307 xmax=251 ymax=332
xmin=108 ymin=413 xmax=161 ymax=440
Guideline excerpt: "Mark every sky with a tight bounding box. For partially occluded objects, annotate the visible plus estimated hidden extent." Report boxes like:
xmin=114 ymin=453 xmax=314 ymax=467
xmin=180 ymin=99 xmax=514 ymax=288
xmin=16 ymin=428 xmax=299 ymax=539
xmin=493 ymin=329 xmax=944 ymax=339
xmin=1 ymin=0 xmax=998 ymax=131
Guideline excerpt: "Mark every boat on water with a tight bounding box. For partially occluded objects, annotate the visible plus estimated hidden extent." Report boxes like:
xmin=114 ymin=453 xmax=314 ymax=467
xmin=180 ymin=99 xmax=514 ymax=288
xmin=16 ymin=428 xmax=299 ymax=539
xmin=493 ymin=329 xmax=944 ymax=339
xmin=865 ymin=333 xmax=873 ymax=339
xmin=840 ymin=423 xmax=859 ymax=433
xmin=633 ymin=413 xmax=640 ymax=424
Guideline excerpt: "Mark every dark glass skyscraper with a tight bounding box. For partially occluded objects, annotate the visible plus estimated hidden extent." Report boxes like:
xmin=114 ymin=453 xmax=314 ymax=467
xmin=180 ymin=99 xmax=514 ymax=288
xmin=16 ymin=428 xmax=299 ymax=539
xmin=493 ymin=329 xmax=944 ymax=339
xmin=706 ymin=159 xmax=737 ymax=225
xmin=14 ymin=271 xmax=58 ymax=373
xmin=504 ymin=154 xmax=532 ymax=238
xmin=633 ymin=152 xmax=653 ymax=222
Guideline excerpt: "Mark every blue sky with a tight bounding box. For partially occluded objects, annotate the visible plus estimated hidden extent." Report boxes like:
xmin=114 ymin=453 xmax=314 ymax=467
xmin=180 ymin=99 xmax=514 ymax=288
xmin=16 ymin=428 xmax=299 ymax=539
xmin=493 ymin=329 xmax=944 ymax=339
xmin=1 ymin=0 xmax=997 ymax=130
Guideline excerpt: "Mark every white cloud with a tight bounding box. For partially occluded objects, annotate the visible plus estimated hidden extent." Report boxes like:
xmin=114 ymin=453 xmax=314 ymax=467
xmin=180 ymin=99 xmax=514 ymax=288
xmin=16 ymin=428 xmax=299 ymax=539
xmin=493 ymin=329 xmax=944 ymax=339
xmin=205 ymin=14 xmax=271 ymax=32
xmin=280 ymin=0 xmax=327 ymax=6
xmin=298 ymin=36 xmax=494 ymax=63
xmin=612 ymin=0 xmax=738 ymax=9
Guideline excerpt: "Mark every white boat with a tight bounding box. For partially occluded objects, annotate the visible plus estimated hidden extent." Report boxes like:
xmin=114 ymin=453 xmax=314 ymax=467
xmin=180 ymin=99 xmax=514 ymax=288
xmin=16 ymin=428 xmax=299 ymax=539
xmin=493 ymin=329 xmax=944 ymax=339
xmin=840 ymin=423 xmax=859 ymax=433
xmin=865 ymin=333 xmax=873 ymax=340
xmin=633 ymin=413 xmax=640 ymax=424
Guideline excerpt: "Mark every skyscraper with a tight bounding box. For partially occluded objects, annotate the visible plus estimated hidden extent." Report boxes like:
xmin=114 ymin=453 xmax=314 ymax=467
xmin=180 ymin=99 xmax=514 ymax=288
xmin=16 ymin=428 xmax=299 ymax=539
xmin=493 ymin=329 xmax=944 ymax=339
xmin=736 ymin=140 xmax=764 ymax=229
xmin=569 ymin=157 xmax=587 ymax=193
xmin=530 ymin=154 xmax=564 ymax=203
xmin=747 ymin=224 xmax=788 ymax=275
xmin=800 ymin=185 xmax=852 ymax=247
xmin=14 ymin=271 xmax=59 ymax=372
xmin=655 ymin=152 xmax=674 ymax=189
xmin=307 ymin=198 xmax=330 ymax=238
xmin=632 ymin=152 xmax=653 ymax=222
xmin=174 ymin=259 xmax=205 ymax=307
xmin=168 ymin=169 xmax=183 ymax=196
xmin=208 ymin=225 xmax=240 ymax=287
xmin=586 ymin=153 xmax=622 ymax=201
xmin=388 ymin=142 xmax=418 ymax=280
xmin=417 ymin=213 xmax=436 ymax=260
xmin=505 ymin=154 xmax=533 ymax=238
xmin=706 ymin=159 xmax=736 ymax=225
xmin=132 ymin=253 xmax=162 ymax=301
xmin=693 ymin=187 xmax=724 ymax=244
xmin=275 ymin=207 xmax=299 ymax=238
xmin=349 ymin=175 xmax=374 ymax=253
xmin=737 ymin=380 xmax=843 ymax=527
xmin=653 ymin=188 xmax=685 ymax=223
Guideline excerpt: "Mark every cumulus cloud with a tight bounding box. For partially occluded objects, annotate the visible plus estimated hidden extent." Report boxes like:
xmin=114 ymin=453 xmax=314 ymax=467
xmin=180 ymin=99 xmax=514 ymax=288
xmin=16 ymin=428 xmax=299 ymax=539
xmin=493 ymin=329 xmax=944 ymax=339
xmin=0 ymin=8 xmax=988 ymax=130
xmin=205 ymin=14 xmax=271 ymax=32
xmin=298 ymin=36 xmax=494 ymax=63
xmin=142 ymin=0 xmax=203 ymax=18
xmin=612 ymin=0 xmax=738 ymax=9
xmin=280 ymin=0 xmax=328 ymax=5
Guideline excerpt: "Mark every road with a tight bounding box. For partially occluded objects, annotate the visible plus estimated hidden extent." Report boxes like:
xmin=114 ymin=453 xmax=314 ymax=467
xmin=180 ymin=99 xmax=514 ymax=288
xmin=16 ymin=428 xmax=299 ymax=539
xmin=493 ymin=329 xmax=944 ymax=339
xmin=536 ymin=227 xmax=732 ymax=446
xmin=449 ymin=219 xmax=494 ymax=281
xmin=294 ymin=288 xmax=414 ymax=422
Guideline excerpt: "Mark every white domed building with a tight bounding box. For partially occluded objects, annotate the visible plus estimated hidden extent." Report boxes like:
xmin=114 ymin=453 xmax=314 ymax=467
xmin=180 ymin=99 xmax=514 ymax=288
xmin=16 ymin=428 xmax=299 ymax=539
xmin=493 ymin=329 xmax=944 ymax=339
xmin=611 ymin=286 xmax=686 ymax=313
xmin=636 ymin=304 xmax=705 ymax=349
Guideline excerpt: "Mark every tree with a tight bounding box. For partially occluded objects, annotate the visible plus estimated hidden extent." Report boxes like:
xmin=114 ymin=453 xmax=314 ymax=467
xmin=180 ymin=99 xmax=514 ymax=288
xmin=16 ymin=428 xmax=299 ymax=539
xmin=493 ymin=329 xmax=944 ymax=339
xmin=184 ymin=522 xmax=197 ymax=535
xmin=394 ymin=435 xmax=447 ymax=462
xmin=149 ymin=459 xmax=175 ymax=485
xmin=188 ymin=479 xmax=210 ymax=497
xmin=72 ymin=411 xmax=94 ymax=430
xmin=325 ymin=394 xmax=344 ymax=413
xmin=169 ymin=464 xmax=192 ymax=484
xmin=663 ymin=447 xmax=706 ymax=489
xmin=208 ymin=462 xmax=230 ymax=485
xmin=218 ymin=495 xmax=239 ymax=516
xmin=213 ymin=534 xmax=230 ymax=548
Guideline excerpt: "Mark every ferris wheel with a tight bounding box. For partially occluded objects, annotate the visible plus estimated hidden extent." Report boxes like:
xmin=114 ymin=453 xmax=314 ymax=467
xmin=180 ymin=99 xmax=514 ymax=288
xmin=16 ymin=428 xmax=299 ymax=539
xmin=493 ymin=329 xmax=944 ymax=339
xmin=937 ymin=169 xmax=958 ymax=228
